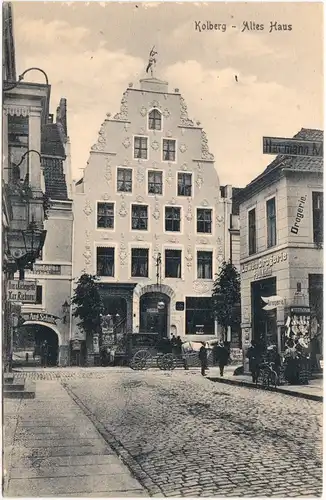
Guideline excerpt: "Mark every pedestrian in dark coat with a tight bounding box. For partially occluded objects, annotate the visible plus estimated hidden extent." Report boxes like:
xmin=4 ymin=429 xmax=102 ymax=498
xmin=199 ymin=342 xmax=208 ymax=376
xmin=246 ymin=340 xmax=261 ymax=384
xmin=216 ymin=342 xmax=229 ymax=376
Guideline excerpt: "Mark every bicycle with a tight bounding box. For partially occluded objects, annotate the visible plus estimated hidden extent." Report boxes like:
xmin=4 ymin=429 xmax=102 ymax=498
xmin=258 ymin=361 xmax=279 ymax=389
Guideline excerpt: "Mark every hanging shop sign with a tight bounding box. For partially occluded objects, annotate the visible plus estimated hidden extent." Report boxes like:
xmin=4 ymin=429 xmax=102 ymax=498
xmin=22 ymin=312 xmax=60 ymax=325
xmin=261 ymin=295 xmax=285 ymax=311
xmin=25 ymin=264 xmax=61 ymax=275
xmin=241 ymin=251 xmax=287 ymax=280
xmin=263 ymin=137 xmax=323 ymax=158
xmin=7 ymin=280 xmax=37 ymax=304
xmin=290 ymin=196 xmax=307 ymax=234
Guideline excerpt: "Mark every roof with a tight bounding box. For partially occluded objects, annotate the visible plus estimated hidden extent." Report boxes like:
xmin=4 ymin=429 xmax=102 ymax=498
xmin=231 ymin=187 xmax=242 ymax=215
xmin=41 ymin=123 xmax=66 ymax=158
xmin=42 ymin=156 xmax=68 ymax=200
xmin=41 ymin=122 xmax=68 ymax=200
xmin=236 ymin=128 xmax=323 ymax=203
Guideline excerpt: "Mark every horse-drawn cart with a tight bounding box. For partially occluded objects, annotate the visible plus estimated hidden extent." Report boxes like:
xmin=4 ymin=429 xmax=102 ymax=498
xmin=112 ymin=332 xmax=177 ymax=371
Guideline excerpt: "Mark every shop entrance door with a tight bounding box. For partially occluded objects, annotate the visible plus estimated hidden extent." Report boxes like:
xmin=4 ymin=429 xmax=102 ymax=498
xmin=251 ymin=277 xmax=277 ymax=348
xmin=140 ymin=293 xmax=169 ymax=338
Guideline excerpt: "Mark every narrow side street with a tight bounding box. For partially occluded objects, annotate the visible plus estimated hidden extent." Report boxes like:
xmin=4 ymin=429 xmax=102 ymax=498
xmin=4 ymin=370 xmax=323 ymax=497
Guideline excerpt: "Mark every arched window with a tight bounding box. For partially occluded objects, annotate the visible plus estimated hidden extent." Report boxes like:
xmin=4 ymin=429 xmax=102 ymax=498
xmin=148 ymin=109 xmax=162 ymax=131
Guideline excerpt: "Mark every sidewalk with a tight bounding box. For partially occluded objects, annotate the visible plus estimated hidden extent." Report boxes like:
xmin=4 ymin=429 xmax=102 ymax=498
xmin=207 ymin=366 xmax=323 ymax=402
xmin=3 ymin=380 xmax=148 ymax=497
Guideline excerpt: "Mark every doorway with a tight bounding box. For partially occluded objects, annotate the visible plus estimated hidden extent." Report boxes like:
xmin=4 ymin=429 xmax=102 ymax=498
xmin=140 ymin=292 xmax=170 ymax=338
xmin=14 ymin=323 xmax=59 ymax=366
xmin=251 ymin=277 xmax=277 ymax=348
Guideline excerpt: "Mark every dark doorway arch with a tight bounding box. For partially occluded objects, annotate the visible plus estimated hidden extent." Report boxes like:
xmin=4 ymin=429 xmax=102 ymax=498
xmin=14 ymin=323 xmax=59 ymax=366
xmin=140 ymin=292 xmax=170 ymax=338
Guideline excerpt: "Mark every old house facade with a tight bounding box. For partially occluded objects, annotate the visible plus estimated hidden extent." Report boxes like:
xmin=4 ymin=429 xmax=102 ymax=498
xmin=72 ymin=76 xmax=235 ymax=363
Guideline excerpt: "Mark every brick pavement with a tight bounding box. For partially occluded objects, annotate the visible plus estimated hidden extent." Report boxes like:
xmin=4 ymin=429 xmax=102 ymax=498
xmin=3 ymin=380 xmax=147 ymax=497
xmin=63 ymin=369 xmax=323 ymax=497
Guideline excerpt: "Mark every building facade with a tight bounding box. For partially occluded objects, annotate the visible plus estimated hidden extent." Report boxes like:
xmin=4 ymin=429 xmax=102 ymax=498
xmin=236 ymin=129 xmax=323 ymax=365
xmin=17 ymin=99 xmax=73 ymax=367
xmin=72 ymin=76 xmax=236 ymax=363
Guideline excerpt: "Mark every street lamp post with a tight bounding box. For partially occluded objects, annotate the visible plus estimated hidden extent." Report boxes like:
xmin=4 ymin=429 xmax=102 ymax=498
xmin=3 ymin=67 xmax=49 ymax=92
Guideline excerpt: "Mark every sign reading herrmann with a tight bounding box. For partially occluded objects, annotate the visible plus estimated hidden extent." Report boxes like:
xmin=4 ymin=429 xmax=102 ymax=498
xmin=263 ymin=137 xmax=323 ymax=158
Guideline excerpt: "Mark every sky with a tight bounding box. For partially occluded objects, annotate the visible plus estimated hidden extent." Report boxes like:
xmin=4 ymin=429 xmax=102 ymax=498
xmin=11 ymin=1 xmax=323 ymax=187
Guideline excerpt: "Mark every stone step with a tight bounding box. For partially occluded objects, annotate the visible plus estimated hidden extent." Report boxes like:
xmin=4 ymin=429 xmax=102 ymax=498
xmin=4 ymin=381 xmax=35 ymax=399
xmin=4 ymin=383 xmax=25 ymax=391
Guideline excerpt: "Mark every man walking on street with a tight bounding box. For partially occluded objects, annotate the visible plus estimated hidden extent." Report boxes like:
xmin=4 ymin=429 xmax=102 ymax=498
xmin=199 ymin=342 xmax=208 ymax=376
xmin=216 ymin=341 xmax=229 ymax=377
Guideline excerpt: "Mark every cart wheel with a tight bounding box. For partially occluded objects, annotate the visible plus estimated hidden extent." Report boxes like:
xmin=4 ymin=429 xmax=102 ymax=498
xmin=131 ymin=350 xmax=152 ymax=370
xmin=162 ymin=353 xmax=176 ymax=371
xmin=157 ymin=354 xmax=165 ymax=370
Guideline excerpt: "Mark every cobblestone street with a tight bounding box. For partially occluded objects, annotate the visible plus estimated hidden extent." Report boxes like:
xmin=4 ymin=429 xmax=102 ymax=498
xmin=60 ymin=369 xmax=323 ymax=497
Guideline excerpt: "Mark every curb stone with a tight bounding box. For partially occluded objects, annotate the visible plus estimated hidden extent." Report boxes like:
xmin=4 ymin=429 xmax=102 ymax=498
xmin=206 ymin=376 xmax=323 ymax=402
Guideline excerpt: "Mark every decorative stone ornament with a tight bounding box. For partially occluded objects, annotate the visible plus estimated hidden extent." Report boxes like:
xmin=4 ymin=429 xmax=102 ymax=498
xmin=166 ymin=130 xmax=173 ymax=138
xmin=186 ymin=199 xmax=193 ymax=222
xmin=196 ymin=164 xmax=204 ymax=189
xmin=201 ymin=130 xmax=215 ymax=161
xmin=122 ymin=159 xmax=131 ymax=167
xmin=140 ymin=106 xmax=147 ymax=117
xmin=163 ymin=108 xmax=170 ymax=118
xmin=114 ymin=90 xmax=129 ymax=121
xmin=91 ymin=123 xmax=107 ymax=152
xmin=185 ymin=246 xmax=193 ymax=270
xmin=136 ymin=167 xmax=145 ymax=184
xmin=139 ymin=127 xmax=145 ymax=135
xmin=124 ymin=123 xmax=129 ymax=132
xmin=151 ymin=140 xmax=160 ymax=151
xmin=119 ymin=234 xmax=128 ymax=266
xmin=135 ymin=235 xmax=144 ymax=241
xmin=5 ymin=105 xmax=29 ymax=117
xmin=201 ymin=199 xmax=209 ymax=207
xmin=122 ymin=137 xmax=131 ymax=149
xmin=83 ymin=200 xmax=93 ymax=217
xmin=119 ymin=195 xmax=128 ymax=217
xmin=149 ymin=100 xmax=160 ymax=109
xmin=193 ymin=281 xmax=210 ymax=294
xmin=181 ymin=162 xmax=188 ymax=171
xmin=180 ymin=96 xmax=194 ymax=127
xmin=102 ymin=193 xmax=110 ymax=201
xmin=152 ymin=161 xmax=158 ymax=169
xmin=166 ymin=169 xmax=173 ymax=185
xmin=136 ymin=195 xmax=144 ymax=203
xmin=104 ymin=158 xmax=112 ymax=184
xmin=179 ymin=143 xmax=187 ymax=153
xmin=152 ymin=197 xmax=160 ymax=220
xmin=216 ymin=215 xmax=224 ymax=226
xmin=168 ymin=237 xmax=177 ymax=243
xmin=198 ymin=238 xmax=208 ymax=245
xmin=83 ymin=230 xmax=92 ymax=267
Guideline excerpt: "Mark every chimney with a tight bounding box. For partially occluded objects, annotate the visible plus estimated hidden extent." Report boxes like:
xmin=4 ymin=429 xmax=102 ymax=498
xmin=56 ymin=98 xmax=67 ymax=136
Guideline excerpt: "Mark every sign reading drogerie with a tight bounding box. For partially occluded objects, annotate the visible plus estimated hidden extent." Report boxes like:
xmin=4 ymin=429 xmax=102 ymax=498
xmin=7 ymin=280 xmax=37 ymax=303
xmin=263 ymin=137 xmax=323 ymax=158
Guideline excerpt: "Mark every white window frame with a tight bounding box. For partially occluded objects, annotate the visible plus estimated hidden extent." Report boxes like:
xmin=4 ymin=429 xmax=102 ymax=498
xmin=164 ymin=205 xmax=183 ymax=234
xmin=130 ymin=203 xmax=150 ymax=232
xmin=162 ymin=137 xmax=177 ymax=164
xmin=195 ymin=247 xmax=214 ymax=281
xmin=147 ymin=169 xmax=164 ymax=197
xmin=147 ymin=108 xmax=163 ymax=132
xmin=95 ymin=200 xmax=116 ymax=231
xmin=133 ymin=135 xmax=149 ymax=161
xmin=177 ymin=171 xmax=193 ymax=198
xmin=195 ymin=206 xmax=214 ymax=236
xmin=163 ymin=244 xmax=184 ymax=281
xmin=116 ymin=167 xmax=133 ymax=195
xmin=94 ymin=243 xmax=117 ymax=279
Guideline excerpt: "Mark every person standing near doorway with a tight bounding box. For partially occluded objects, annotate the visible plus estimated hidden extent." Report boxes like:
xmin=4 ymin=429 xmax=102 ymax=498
xmin=199 ymin=342 xmax=208 ymax=376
